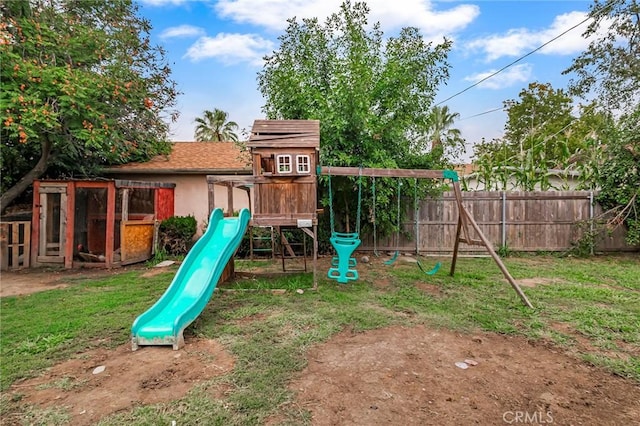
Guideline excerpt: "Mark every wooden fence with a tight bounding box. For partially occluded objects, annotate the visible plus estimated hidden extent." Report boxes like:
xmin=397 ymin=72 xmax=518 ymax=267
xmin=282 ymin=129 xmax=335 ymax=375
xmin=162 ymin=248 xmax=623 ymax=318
xmin=360 ymin=191 xmax=637 ymax=253
xmin=0 ymin=221 xmax=31 ymax=270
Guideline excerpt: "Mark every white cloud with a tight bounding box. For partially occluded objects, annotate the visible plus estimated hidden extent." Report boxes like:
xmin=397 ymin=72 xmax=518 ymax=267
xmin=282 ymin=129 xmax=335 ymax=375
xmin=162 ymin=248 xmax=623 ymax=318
xmin=464 ymin=63 xmax=532 ymax=90
xmin=183 ymin=33 xmax=275 ymax=66
xmin=467 ymin=11 xmax=592 ymax=61
xmin=160 ymin=25 xmax=206 ymax=40
xmin=215 ymin=0 xmax=479 ymax=38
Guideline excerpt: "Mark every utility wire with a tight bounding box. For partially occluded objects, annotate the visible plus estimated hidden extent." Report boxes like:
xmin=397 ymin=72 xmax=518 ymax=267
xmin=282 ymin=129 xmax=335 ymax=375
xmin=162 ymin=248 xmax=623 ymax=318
xmin=459 ymin=106 xmax=505 ymax=121
xmin=435 ymin=12 xmax=594 ymax=107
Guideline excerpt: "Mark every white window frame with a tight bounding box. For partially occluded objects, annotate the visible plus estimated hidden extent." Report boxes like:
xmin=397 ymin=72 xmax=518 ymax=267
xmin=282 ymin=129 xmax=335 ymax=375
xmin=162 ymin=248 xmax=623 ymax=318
xmin=296 ymin=155 xmax=311 ymax=174
xmin=276 ymin=154 xmax=292 ymax=174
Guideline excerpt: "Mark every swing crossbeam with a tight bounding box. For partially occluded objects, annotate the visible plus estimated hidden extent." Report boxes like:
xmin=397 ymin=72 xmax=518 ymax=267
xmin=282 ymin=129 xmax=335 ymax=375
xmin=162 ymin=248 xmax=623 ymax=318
xmin=319 ymin=166 xmax=453 ymax=180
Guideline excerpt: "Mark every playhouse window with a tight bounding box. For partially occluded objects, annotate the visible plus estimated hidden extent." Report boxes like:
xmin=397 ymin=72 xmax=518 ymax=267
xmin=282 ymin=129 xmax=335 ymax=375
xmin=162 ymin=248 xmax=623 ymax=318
xmin=297 ymin=155 xmax=310 ymax=174
xmin=277 ymin=155 xmax=292 ymax=174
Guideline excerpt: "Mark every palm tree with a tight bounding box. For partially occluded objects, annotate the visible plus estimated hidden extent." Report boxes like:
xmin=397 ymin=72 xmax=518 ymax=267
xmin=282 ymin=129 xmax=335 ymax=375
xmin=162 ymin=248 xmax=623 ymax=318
xmin=426 ymin=105 xmax=462 ymax=151
xmin=194 ymin=109 xmax=239 ymax=142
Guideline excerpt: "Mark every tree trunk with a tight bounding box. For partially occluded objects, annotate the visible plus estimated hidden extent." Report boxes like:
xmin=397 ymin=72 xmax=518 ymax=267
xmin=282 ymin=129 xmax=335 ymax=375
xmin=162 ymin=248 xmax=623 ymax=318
xmin=0 ymin=137 xmax=53 ymax=214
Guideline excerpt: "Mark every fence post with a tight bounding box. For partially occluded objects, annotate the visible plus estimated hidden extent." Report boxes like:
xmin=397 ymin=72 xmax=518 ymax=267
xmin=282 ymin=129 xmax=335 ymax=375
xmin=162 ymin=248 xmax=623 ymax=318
xmin=501 ymin=191 xmax=507 ymax=248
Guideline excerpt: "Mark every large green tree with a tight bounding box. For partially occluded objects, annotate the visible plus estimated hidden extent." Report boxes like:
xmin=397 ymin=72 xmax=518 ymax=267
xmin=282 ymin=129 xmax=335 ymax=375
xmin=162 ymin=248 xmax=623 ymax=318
xmin=194 ymin=109 xmax=239 ymax=142
xmin=258 ymin=1 xmax=452 ymax=233
xmin=564 ymin=0 xmax=639 ymax=245
xmin=0 ymin=0 xmax=179 ymax=212
xmin=564 ymin=0 xmax=639 ymax=112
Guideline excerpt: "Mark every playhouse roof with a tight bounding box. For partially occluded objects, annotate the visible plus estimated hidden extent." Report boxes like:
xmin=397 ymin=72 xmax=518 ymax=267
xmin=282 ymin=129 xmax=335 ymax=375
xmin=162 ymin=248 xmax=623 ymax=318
xmin=104 ymin=142 xmax=252 ymax=175
xmin=247 ymin=120 xmax=320 ymax=149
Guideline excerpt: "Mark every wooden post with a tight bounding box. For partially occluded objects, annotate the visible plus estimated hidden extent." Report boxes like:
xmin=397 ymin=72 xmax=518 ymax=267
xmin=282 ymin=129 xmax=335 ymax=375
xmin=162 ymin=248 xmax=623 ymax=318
xmin=31 ymin=180 xmax=41 ymax=267
xmin=227 ymin=183 xmax=234 ymax=216
xmin=208 ymin=181 xmax=216 ymax=215
xmin=105 ymin=183 xmax=116 ymax=267
xmin=63 ymin=182 xmax=73 ymax=268
xmin=450 ymin=216 xmax=462 ymax=276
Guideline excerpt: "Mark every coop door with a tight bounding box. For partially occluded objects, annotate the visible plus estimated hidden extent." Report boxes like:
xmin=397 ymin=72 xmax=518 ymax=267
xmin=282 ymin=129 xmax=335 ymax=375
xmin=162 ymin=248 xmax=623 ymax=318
xmin=37 ymin=185 xmax=67 ymax=263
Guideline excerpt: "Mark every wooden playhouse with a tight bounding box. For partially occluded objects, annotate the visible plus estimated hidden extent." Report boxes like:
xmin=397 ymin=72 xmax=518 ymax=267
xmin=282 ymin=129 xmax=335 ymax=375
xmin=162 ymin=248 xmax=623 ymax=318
xmin=207 ymin=119 xmax=321 ymax=283
xmin=31 ymin=179 xmax=175 ymax=268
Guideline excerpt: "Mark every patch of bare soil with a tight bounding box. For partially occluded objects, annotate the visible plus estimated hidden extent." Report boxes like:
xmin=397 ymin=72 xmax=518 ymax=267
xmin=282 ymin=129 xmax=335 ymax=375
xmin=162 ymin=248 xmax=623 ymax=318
xmin=0 ymin=264 xmax=168 ymax=298
xmin=289 ymin=325 xmax=640 ymax=426
xmin=6 ymin=339 xmax=234 ymax=426
xmin=518 ymin=277 xmax=564 ymax=288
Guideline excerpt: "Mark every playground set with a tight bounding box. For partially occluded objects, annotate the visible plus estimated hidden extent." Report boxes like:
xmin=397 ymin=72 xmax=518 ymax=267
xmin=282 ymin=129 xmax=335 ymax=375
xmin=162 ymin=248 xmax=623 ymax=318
xmin=131 ymin=119 xmax=532 ymax=351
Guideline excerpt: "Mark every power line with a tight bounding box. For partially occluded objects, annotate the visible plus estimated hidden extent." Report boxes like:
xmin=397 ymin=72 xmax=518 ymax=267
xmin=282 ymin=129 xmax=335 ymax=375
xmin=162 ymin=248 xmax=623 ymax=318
xmin=435 ymin=11 xmax=594 ymax=107
xmin=459 ymin=106 xmax=505 ymax=121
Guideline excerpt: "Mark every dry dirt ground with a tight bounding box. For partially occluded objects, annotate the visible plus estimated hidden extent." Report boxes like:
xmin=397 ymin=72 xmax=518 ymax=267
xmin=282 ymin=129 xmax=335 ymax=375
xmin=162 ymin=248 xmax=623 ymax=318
xmin=2 ymin=265 xmax=640 ymax=425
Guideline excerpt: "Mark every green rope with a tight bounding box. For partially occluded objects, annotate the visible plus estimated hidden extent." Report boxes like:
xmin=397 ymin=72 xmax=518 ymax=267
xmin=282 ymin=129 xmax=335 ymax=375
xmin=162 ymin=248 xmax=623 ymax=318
xmin=356 ymin=168 xmax=363 ymax=235
xmin=395 ymin=179 xmax=401 ymax=247
xmin=414 ymin=177 xmax=441 ymax=276
xmin=372 ymin=177 xmax=379 ymax=257
xmin=385 ymin=179 xmax=402 ymax=265
xmin=328 ymin=169 xmax=335 ymax=235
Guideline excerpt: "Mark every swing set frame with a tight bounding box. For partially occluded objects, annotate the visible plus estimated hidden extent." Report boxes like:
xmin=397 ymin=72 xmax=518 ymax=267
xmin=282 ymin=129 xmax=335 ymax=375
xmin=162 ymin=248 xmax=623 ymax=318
xmin=319 ymin=166 xmax=533 ymax=308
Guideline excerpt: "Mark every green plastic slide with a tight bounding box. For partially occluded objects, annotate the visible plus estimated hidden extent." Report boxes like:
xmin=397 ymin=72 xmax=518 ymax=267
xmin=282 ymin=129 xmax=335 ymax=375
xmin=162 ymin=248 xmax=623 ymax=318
xmin=131 ymin=208 xmax=250 ymax=350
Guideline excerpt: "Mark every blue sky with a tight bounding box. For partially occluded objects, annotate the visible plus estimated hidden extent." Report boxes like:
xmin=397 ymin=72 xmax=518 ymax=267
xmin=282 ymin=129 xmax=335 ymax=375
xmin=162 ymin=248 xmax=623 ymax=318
xmin=138 ymin=0 xmax=597 ymax=162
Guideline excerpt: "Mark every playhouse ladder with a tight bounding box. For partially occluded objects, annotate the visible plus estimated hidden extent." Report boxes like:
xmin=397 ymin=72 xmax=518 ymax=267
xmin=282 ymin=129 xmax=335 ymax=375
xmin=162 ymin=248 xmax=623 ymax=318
xmin=250 ymin=226 xmax=275 ymax=260
xmin=278 ymin=227 xmax=308 ymax=272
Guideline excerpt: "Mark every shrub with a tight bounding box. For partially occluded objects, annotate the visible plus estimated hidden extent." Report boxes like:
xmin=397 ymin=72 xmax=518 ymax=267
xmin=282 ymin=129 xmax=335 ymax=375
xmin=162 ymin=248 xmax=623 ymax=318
xmin=158 ymin=215 xmax=197 ymax=256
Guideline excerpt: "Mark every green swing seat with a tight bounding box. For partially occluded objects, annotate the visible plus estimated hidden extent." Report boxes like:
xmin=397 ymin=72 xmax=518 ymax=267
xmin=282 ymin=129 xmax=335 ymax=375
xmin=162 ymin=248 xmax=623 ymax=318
xmin=328 ymin=233 xmax=361 ymax=283
xmin=330 ymin=232 xmax=358 ymax=268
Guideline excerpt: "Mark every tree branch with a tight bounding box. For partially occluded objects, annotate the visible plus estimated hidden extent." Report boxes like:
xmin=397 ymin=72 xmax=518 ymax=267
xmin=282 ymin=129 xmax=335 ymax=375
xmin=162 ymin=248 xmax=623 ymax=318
xmin=0 ymin=136 xmax=53 ymax=214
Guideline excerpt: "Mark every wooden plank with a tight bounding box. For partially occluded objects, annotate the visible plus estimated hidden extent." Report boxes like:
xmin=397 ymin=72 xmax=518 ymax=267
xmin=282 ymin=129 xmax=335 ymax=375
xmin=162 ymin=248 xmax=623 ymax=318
xmin=227 ymin=183 xmax=234 ymax=216
xmin=12 ymin=223 xmax=20 ymax=268
xmin=22 ymin=222 xmax=30 ymax=268
xmin=156 ymin=188 xmax=174 ymax=221
xmin=207 ymin=175 xmax=255 ymax=184
xmin=39 ymin=186 xmax=67 ymax=194
xmin=114 ymin=180 xmax=175 ymax=189
xmin=121 ymin=188 xmax=129 ymax=221
xmin=246 ymin=139 xmax=320 ymax=148
xmin=38 ymin=192 xmax=47 ymax=256
xmin=251 ymin=217 xmax=317 ymax=227
xmin=0 ymin=224 xmax=8 ymax=271
xmin=251 ymin=119 xmax=319 ymax=132
xmin=63 ymin=185 xmax=73 ymax=268
xmin=208 ymin=182 xmax=216 ymax=216
xmin=121 ymin=221 xmax=154 ymax=263
xmin=319 ymin=166 xmax=450 ymax=180
xmin=37 ymin=255 xmax=64 ymax=263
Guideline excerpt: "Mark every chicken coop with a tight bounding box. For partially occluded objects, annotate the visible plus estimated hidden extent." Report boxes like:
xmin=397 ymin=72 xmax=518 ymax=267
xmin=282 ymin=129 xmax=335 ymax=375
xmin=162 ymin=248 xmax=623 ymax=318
xmin=31 ymin=179 xmax=175 ymax=268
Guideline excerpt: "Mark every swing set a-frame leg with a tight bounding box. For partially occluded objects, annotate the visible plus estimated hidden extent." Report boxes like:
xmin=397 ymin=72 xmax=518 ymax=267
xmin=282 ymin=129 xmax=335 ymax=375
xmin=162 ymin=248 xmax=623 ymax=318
xmin=449 ymin=180 xmax=533 ymax=308
xmin=450 ymin=216 xmax=463 ymax=276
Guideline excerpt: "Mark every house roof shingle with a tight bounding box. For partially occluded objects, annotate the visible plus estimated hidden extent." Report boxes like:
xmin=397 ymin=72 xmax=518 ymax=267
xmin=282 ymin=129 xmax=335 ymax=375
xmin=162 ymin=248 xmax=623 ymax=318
xmin=104 ymin=141 xmax=252 ymax=174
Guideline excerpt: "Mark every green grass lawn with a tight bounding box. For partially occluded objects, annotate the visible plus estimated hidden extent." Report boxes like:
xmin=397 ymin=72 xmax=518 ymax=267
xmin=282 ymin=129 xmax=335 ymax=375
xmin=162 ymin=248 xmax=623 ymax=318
xmin=1 ymin=254 xmax=638 ymax=424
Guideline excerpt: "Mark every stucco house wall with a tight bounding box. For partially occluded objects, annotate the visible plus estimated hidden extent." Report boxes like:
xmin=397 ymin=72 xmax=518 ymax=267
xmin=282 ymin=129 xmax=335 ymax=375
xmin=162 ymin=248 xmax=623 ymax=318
xmin=104 ymin=142 xmax=251 ymax=235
